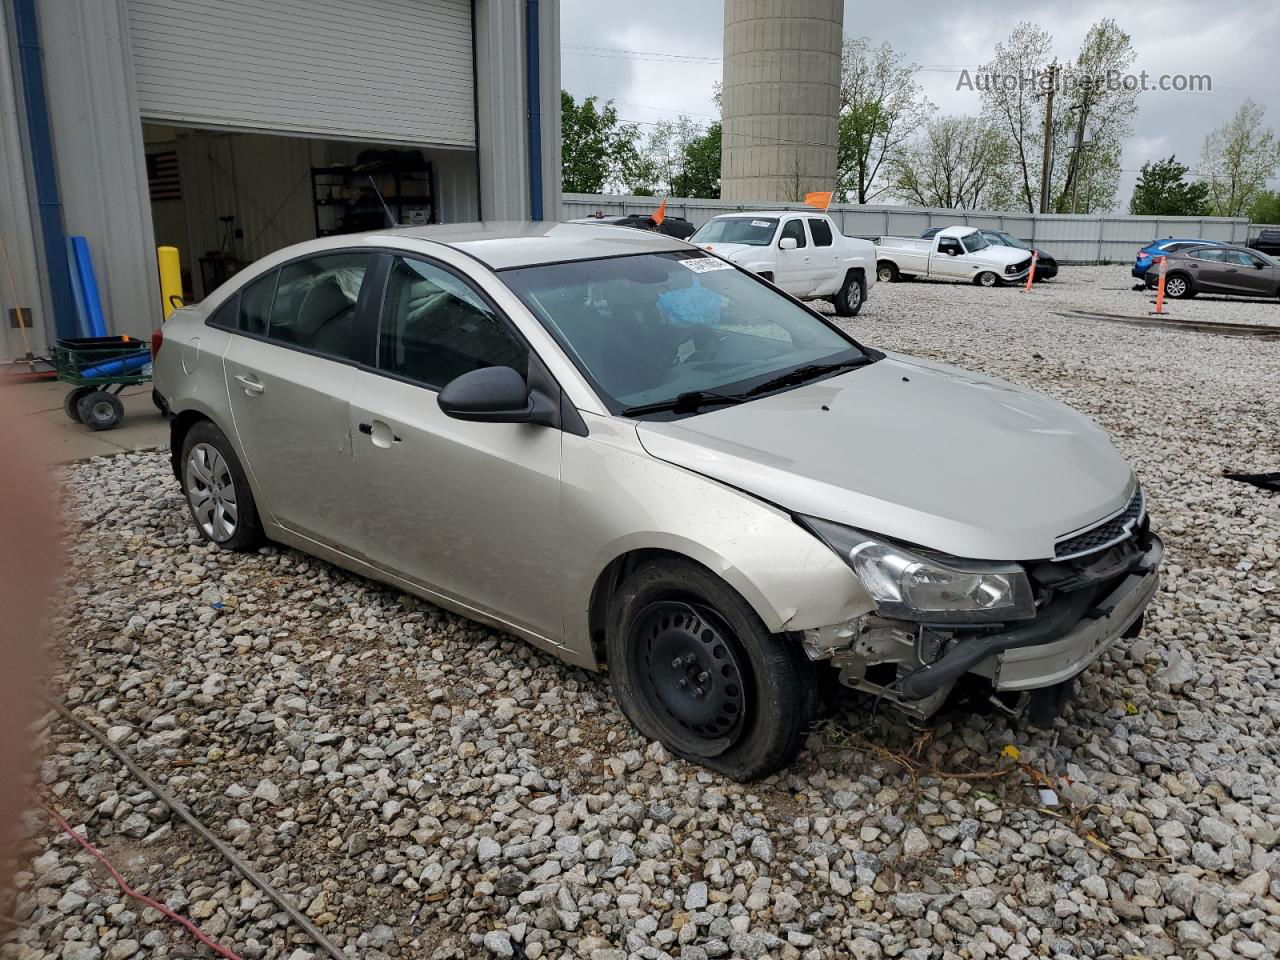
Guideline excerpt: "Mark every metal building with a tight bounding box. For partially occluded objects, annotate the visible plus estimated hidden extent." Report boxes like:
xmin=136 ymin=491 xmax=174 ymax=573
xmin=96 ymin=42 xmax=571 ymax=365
xmin=720 ymin=0 xmax=842 ymax=203
xmin=0 ymin=0 xmax=561 ymax=363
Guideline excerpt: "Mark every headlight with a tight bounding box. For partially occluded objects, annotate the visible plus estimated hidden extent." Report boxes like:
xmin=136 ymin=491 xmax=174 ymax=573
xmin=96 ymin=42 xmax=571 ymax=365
xmin=800 ymin=516 xmax=1035 ymax=624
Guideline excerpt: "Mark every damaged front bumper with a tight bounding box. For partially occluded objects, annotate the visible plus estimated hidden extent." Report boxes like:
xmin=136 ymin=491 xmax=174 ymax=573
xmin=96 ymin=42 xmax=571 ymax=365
xmin=812 ymin=534 xmax=1163 ymax=716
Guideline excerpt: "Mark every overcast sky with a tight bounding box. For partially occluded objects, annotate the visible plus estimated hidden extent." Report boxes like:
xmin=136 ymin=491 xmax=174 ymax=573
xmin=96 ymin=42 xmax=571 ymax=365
xmin=560 ymin=0 xmax=1280 ymax=208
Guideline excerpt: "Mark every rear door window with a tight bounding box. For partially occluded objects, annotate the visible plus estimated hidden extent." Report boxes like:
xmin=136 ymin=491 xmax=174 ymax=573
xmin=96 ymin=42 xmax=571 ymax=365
xmin=267 ymin=252 xmax=373 ymax=359
xmin=807 ymin=218 xmax=833 ymax=247
xmin=239 ymin=272 xmax=277 ymax=336
xmin=206 ymin=293 xmax=240 ymax=331
xmin=780 ymin=219 xmax=807 ymax=248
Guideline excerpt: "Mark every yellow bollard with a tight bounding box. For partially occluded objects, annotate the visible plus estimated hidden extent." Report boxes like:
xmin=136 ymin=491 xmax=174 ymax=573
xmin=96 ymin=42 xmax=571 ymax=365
xmin=157 ymin=246 xmax=183 ymax=319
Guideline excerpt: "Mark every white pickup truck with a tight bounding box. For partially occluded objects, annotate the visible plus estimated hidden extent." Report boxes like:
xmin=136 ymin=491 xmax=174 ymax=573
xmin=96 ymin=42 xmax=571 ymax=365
xmin=875 ymin=226 xmax=1033 ymax=287
xmin=689 ymin=211 xmax=875 ymax=316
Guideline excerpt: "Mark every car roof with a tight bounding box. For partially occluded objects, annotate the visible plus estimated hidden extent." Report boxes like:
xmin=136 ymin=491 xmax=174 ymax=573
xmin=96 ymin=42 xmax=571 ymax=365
xmin=705 ymin=211 xmax=807 ymax=220
xmin=321 ymin=221 xmax=692 ymax=270
xmin=936 ymin=226 xmax=979 ymax=238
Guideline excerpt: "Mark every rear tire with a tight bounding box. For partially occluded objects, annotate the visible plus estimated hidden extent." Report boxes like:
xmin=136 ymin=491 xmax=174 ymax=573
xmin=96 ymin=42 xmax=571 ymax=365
xmin=1164 ymin=273 xmax=1194 ymax=299
xmin=180 ymin=420 xmax=263 ymax=551
xmin=606 ymin=558 xmax=816 ymax=781
xmin=876 ymin=262 xmax=899 ymax=284
xmin=833 ymin=273 xmax=864 ymax=317
xmin=63 ymin=386 xmax=94 ymax=423
xmin=76 ymin=390 xmax=123 ymax=431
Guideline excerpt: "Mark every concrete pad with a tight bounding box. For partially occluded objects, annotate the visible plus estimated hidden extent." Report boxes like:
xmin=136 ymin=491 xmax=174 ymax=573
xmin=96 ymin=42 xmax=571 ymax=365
xmin=4 ymin=380 xmax=169 ymax=466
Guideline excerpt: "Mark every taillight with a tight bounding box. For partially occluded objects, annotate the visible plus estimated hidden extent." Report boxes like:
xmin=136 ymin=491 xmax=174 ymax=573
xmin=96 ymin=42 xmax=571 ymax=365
xmin=1137 ymin=248 xmax=1147 ymax=258
xmin=151 ymin=328 xmax=163 ymax=360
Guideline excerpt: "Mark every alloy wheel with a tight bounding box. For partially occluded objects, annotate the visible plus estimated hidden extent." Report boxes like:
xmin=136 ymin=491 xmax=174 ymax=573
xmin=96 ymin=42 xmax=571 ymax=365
xmin=186 ymin=442 xmax=239 ymax=542
xmin=1165 ymin=276 xmax=1188 ymax=297
xmin=628 ymin=601 xmax=748 ymax=757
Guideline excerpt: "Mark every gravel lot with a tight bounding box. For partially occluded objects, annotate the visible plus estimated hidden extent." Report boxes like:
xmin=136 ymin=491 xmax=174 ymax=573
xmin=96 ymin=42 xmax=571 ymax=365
xmin=7 ymin=264 xmax=1279 ymax=960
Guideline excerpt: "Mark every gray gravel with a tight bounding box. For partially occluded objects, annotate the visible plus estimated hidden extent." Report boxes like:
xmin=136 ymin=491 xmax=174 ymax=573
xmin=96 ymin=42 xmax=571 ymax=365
xmin=5 ymin=264 xmax=1279 ymax=960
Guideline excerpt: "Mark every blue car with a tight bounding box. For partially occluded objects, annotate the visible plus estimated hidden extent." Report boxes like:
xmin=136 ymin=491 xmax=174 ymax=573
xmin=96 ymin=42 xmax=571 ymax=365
xmin=1133 ymin=238 xmax=1228 ymax=278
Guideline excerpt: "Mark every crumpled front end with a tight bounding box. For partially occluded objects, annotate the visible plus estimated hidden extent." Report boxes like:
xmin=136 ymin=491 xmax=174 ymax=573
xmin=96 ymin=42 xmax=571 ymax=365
xmin=804 ymin=489 xmax=1162 ymax=719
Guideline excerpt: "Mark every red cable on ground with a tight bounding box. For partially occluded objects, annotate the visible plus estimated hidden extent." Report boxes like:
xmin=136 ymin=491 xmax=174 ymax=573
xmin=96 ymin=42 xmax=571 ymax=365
xmin=36 ymin=799 xmax=245 ymax=960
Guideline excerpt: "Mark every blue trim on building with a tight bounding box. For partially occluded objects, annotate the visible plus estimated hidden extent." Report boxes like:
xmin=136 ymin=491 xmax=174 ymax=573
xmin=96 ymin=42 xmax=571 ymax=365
xmin=14 ymin=0 xmax=75 ymax=339
xmin=525 ymin=0 xmax=543 ymax=221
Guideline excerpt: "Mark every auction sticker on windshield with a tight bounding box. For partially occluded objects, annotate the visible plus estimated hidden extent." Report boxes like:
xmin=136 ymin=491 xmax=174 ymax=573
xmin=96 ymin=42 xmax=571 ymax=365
xmin=679 ymin=257 xmax=734 ymax=274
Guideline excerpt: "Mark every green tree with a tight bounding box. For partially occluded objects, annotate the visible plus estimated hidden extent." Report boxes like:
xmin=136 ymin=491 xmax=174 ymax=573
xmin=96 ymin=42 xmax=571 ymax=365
xmin=1128 ymin=156 xmax=1210 ymax=216
xmin=671 ymin=123 xmax=721 ymax=198
xmin=976 ymin=22 xmax=1055 ymax=213
xmin=1251 ymin=189 xmax=1280 ymax=225
xmin=1199 ymin=99 xmax=1280 ymax=217
xmin=836 ymin=38 xmax=934 ymax=203
xmin=560 ymin=91 xmax=641 ymax=194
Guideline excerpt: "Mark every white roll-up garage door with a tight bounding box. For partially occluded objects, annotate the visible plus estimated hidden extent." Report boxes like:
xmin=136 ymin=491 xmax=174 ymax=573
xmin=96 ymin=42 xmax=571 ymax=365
xmin=126 ymin=0 xmax=474 ymax=147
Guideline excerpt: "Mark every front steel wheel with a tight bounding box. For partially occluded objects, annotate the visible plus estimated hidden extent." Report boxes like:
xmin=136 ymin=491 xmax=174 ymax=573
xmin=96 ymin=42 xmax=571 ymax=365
xmin=606 ymin=558 xmax=816 ymax=781
xmin=181 ymin=420 xmax=262 ymax=551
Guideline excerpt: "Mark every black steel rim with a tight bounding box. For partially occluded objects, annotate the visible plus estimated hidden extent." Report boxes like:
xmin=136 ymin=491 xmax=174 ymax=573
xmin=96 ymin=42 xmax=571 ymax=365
xmin=628 ymin=600 xmax=748 ymax=757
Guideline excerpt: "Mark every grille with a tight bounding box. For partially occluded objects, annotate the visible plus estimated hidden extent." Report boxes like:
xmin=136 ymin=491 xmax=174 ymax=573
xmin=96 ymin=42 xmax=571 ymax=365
xmin=1054 ymin=487 xmax=1145 ymax=561
xmin=1009 ymin=256 xmax=1032 ymax=274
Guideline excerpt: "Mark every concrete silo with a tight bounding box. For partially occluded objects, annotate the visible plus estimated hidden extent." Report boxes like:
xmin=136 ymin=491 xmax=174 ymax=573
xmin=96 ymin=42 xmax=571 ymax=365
xmin=720 ymin=0 xmax=843 ymax=203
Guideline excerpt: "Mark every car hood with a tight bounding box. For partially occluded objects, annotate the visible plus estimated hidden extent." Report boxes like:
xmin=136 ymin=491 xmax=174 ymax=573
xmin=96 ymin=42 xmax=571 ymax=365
xmin=635 ymin=354 xmax=1135 ymax=561
xmin=695 ymin=242 xmax=768 ymax=262
xmin=974 ymin=245 xmax=1032 ymax=266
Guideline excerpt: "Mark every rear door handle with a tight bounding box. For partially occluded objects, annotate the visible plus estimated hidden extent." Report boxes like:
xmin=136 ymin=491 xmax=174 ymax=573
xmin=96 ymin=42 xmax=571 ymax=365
xmin=234 ymin=374 xmax=264 ymax=395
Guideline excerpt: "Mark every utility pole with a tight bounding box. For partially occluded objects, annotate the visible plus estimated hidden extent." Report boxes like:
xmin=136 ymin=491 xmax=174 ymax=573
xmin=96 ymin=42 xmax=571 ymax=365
xmin=1038 ymin=61 xmax=1057 ymax=214
xmin=1066 ymin=105 xmax=1087 ymax=213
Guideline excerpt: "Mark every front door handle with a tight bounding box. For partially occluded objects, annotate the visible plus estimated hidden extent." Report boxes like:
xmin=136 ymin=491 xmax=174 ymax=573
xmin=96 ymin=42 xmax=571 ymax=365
xmin=359 ymin=420 xmax=401 ymax=448
xmin=234 ymin=374 xmax=264 ymax=396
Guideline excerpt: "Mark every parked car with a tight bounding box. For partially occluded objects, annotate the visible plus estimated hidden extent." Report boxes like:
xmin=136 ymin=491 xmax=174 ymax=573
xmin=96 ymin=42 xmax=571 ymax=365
xmin=689 ymin=212 xmax=874 ymax=316
xmin=1143 ymin=244 xmax=1280 ymax=299
xmin=1132 ymin=237 xmax=1228 ymax=279
xmin=1247 ymin=228 xmax=1280 ymax=257
xmin=569 ymin=213 xmax=696 ymax=240
xmin=920 ymin=227 xmax=1058 ymax=280
xmin=153 ymin=222 xmax=1161 ymax=781
xmin=877 ymin=227 xmax=1032 ymax=286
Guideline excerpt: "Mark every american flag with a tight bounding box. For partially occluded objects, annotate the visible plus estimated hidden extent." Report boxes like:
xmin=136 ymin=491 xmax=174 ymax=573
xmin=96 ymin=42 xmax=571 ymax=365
xmin=146 ymin=151 xmax=181 ymax=201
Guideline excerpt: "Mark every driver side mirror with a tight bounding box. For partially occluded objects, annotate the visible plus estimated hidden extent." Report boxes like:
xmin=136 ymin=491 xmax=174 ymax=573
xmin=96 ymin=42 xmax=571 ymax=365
xmin=438 ymin=366 xmax=549 ymax=425
xmin=778 ymin=236 xmax=798 ymax=250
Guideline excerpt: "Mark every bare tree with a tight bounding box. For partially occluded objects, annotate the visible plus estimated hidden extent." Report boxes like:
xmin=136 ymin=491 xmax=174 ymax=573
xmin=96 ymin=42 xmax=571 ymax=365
xmin=888 ymin=116 xmax=1010 ymax=209
xmin=1199 ymin=99 xmax=1280 ymax=217
xmin=836 ymin=38 xmax=934 ymax=204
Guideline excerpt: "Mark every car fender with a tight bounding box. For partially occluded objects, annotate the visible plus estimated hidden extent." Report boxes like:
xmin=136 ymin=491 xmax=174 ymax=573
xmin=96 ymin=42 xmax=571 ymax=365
xmin=560 ymin=414 xmax=870 ymax=665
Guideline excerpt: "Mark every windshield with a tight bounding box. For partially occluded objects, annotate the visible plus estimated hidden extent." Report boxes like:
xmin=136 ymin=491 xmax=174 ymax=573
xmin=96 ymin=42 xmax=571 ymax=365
xmin=500 ymin=252 xmax=865 ymax=416
xmin=961 ymin=232 xmax=990 ymax=253
xmin=690 ymin=217 xmax=778 ymax=246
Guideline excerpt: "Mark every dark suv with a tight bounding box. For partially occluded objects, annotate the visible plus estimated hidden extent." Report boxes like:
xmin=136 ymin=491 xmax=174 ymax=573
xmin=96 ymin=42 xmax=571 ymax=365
xmin=1248 ymin=228 xmax=1280 ymax=257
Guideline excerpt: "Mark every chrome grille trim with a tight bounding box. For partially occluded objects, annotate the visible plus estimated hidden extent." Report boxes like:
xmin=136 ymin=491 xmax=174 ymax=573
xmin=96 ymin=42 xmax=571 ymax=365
xmin=1053 ymin=487 xmax=1146 ymax=561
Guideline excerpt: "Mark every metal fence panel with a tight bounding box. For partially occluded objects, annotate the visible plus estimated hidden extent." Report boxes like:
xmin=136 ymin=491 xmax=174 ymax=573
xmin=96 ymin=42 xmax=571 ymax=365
xmin=561 ymin=193 xmax=1260 ymax=263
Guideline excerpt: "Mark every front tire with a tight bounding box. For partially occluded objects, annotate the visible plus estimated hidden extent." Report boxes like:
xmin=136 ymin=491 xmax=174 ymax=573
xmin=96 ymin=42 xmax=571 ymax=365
xmin=181 ymin=420 xmax=263 ymax=551
xmin=833 ymin=273 xmax=864 ymax=317
xmin=976 ymin=271 xmax=999 ymax=287
xmin=606 ymin=559 xmax=816 ymax=781
xmin=76 ymin=390 xmax=123 ymax=431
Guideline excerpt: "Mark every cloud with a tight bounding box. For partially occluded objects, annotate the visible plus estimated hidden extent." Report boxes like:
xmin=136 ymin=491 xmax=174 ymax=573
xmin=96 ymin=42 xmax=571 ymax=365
xmin=558 ymin=0 xmax=1280 ymax=206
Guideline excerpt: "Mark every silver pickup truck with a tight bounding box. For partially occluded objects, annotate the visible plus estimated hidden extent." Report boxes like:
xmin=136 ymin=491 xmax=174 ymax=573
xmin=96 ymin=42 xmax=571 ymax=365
xmin=876 ymin=226 xmax=1033 ymax=287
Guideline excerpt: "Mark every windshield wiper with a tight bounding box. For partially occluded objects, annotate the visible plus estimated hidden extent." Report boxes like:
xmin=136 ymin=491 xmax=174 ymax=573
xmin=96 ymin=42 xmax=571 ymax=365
xmin=745 ymin=355 xmax=874 ymax=397
xmin=620 ymin=389 xmax=749 ymax=418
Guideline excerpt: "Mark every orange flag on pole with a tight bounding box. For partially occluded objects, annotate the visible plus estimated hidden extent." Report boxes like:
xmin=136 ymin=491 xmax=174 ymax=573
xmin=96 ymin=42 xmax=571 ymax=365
xmin=652 ymin=197 xmax=667 ymax=225
xmin=804 ymin=191 xmax=833 ymax=212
